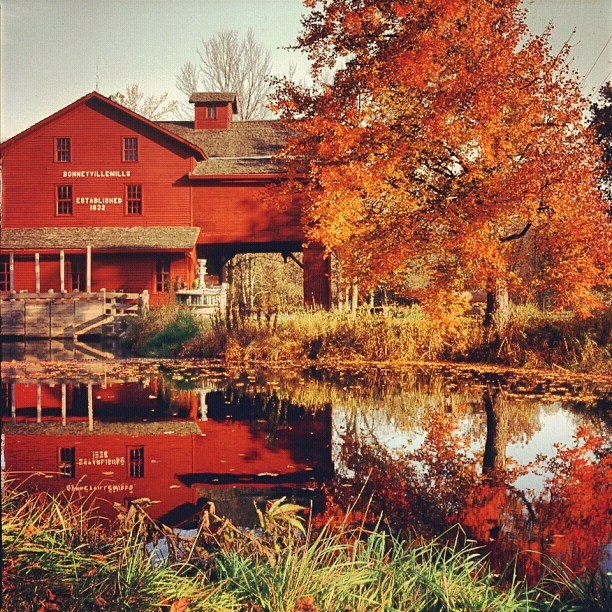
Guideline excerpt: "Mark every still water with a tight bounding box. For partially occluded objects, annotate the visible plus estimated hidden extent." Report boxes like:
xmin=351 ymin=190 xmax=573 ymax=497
xmin=2 ymin=358 xmax=610 ymax=581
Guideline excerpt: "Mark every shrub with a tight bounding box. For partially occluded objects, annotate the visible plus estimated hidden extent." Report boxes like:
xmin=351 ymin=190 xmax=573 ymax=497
xmin=140 ymin=310 xmax=202 ymax=358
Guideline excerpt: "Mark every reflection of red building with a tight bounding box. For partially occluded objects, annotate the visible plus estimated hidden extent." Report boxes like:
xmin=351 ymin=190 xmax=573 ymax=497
xmin=2 ymin=380 xmax=333 ymax=524
xmin=0 ymin=91 xmax=331 ymax=308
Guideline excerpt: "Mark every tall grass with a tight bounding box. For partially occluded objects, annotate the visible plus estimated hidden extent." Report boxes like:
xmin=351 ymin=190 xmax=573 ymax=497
xmin=170 ymin=303 xmax=609 ymax=371
xmin=123 ymin=298 xmax=610 ymax=370
xmin=4 ymin=481 xmax=606 ymax=610
xmin=489 ymin=304 xmax=612 ymax=372
xmin=216 ymin=524 xmax=535 ymax=611
xmin=1 ymin=483 xmax=237 ymax=610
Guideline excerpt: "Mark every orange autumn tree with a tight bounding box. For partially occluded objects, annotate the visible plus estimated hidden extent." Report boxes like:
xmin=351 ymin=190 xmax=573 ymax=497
xmin=274 ymin=0 xmax=610 ymax=326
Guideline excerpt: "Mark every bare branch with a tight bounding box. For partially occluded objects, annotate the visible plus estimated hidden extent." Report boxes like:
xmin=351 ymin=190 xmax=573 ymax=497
xmin=109 ymin=84 xmax=179 ymax=120
xmin=177 ymin=29 xmax=273 ymax=120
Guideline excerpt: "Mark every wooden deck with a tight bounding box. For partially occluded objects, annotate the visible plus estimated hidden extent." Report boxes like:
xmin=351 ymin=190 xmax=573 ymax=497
xmin=0 ymin=290 xmax=139 ymax=339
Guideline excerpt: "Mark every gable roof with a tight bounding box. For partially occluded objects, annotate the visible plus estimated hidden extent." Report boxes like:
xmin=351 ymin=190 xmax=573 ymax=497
xmin=0 ymin=91 xmax=205 ymax=160
xmin=189 ymin=92 xmax=238 ymax=113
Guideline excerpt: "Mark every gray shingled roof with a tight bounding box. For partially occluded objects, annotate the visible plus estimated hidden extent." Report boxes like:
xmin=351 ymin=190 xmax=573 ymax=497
xmin=159 ymin=120 xmax=289 ymax=157
xmin=191 ymin=157 xmax=283 ymax=176
xmin=157 ymin=119 xmax=291 ymax=175
xmin=1 ymin=227 xmax=200 ymax=250
xmin=189 ymin=92 xmax=237 ymax=104
xmin=3 ymin=421 xmax=200 ymax=435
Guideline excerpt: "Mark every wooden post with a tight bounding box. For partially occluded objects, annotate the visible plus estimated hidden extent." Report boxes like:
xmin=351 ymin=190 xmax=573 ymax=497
xmin=88 ymin=383 xmax=94 ymax=432
xmin=60 ymin=249 xmax=65 ymax=293
xmin=9 ymin=252 xmax=14 ymax=293
xmin=61 ymin=384 xmax=67 ymax=427
xmin=37 ymin=384 xmax=42 ymax=423
xmin=35 ymin=253 xmax=40 ymax=293
xmin=11 ymin=383 xmax=16 ymax=424
xmin=86 ymin=246 xmax=92 ymax=293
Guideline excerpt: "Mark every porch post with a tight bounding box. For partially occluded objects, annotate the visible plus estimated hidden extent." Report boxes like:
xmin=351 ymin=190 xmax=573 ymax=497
xmin=60 ymin=249 xmax=65 ymax=293
xmin=61 ymin=383 xmax=67 ymax=427
xmin=86 ymin=246 xmax=92 ymax=293
xmin=88 ymin=383 xmax=93 ymax=432
xmin=9 ymin=252 xmax=14 ymax=293
xmin=37 ymin=384 xmax=42 ymax=423
xmin=302 ymin=243 xmax=332 ymax=309
xmin=35 ymin=253 xmax=40 ymax=293
xmin=11 ymin=383 xmax=16 ymax=424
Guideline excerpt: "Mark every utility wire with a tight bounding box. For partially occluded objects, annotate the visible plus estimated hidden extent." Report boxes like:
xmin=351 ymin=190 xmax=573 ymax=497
xmin=588 ymin=70 xmax=611 ymax=100
xmin=582 ymin=33 xmax=612 ymax=84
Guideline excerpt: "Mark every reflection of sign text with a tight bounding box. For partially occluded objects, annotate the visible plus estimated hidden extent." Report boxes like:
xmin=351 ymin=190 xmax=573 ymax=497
xmin=63 ymin=170 xmax=131 ymax=178
xmin=66 ymin=483 xmax=134 ymax=493
xmin=78 ymin=450 xmax=125 ymax=467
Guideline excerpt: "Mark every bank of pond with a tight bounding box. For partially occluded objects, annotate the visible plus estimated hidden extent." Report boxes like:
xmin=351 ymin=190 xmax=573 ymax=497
xmin=1 ymin=360 xmax=610 ymax=609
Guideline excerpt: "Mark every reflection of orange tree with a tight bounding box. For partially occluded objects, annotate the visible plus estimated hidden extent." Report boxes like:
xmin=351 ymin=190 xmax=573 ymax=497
xmin=333 ymin=407 xmax=609 ymax=585
xmin=459 ymin=428 xmax=610 ymax=583
xmin=337 ymin=410 xmax=480 ymax=535
xmin=536 ymin=428 xmax=611 ymax=575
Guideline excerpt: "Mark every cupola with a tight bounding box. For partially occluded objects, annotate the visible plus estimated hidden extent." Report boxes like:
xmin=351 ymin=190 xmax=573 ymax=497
xmin=189 ymin=92 xmax=238 ymax=129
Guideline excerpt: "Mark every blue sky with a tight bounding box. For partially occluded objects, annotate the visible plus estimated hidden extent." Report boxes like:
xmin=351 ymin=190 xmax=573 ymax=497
xmin=2 ymin=0 xmax=610 ymax=139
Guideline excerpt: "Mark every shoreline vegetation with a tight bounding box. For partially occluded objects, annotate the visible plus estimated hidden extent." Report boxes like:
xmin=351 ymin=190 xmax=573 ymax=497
xmin=124 ymin=303 xmax=611 ymax=376
xmin=3 ymin=482 xmax=609 ymax=611
xmin=3 ymin=311 xmax=610 ymax=609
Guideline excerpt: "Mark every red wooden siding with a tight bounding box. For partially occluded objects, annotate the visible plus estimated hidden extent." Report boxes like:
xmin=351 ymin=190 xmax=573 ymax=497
xmin=5 ymin=434 xmax=198 ymax=520
xmin=90 ymin=253 xmax=154 ymax=293
xmin=11 ymin=383 xmax=64 ymax=410
xmin=2 ymin=98 xmax=194 ymax=229
xmin=1 ymin=92 xmax=333 ymax=308
xmin=303 ymin=244 xmax=332 ymax=307
xmin=193 ymin=183 xmax=303 ymax=244
xmin=12 ymin=255 xmax=60 ymax=293
xmin=8 ymin=252 xmax=194 ymax=298
xmin=194 ymin=102 xmax=234 ymax=130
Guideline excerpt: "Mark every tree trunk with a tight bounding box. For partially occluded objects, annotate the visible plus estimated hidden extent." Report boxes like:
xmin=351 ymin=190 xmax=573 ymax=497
xmin=483 ymin=387 xmax=508 ymax=473
xmin=483 ymin=280 xmax=509 ymax=332
xmin=351 ymin=282 xmax=358 ymax=316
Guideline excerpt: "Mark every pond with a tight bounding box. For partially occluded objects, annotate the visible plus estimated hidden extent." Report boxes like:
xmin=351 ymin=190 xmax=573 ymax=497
xmin=1 ymin=358 xmax=610 ymax=584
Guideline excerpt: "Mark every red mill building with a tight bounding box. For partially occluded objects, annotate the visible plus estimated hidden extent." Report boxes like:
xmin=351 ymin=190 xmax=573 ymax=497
xmin=0 ymin=91 xmax=330 ymax=312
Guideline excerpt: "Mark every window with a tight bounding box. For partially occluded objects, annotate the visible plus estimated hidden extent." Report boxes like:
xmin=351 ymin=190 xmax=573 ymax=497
xmin=123 ymin=137 xmax=139 ymax=161
xmin=56 ymin=185 xmax=73 ymax=216
xmin=59 ymin=447 xmax=76 ymax=478
xmin=126 ymin=184 xmax=142 ymax=215
xmin=128 ymin=446 xmax=145 ymax=478
xmin=156 ymin=258 xmax=170 ymax=292
xmin=206 ymin=105 xmax=217 ymax=119
xmin=0 ymin=256 xmax=9 ymax=292
xmin=55 ymin=137 xmax=71 ymax=162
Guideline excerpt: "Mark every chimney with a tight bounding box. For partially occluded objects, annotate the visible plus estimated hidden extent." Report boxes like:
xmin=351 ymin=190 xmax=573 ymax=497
xmin=190 ymin=92 xmax=238 ymax=129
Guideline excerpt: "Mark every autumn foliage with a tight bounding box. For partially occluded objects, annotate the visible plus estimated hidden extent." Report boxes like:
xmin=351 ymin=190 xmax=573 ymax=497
xmin=331 ymin=406 xmax=610 ymax=586
xmin=274 ymin=0 xmax=611 ymax=317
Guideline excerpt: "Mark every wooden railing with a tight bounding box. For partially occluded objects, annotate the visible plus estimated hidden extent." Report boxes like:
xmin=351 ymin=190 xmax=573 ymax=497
xmin=175 ymin=286 xmax=227 ymax=317
xmin=0 ymin=289 xmax=140 ymax=338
